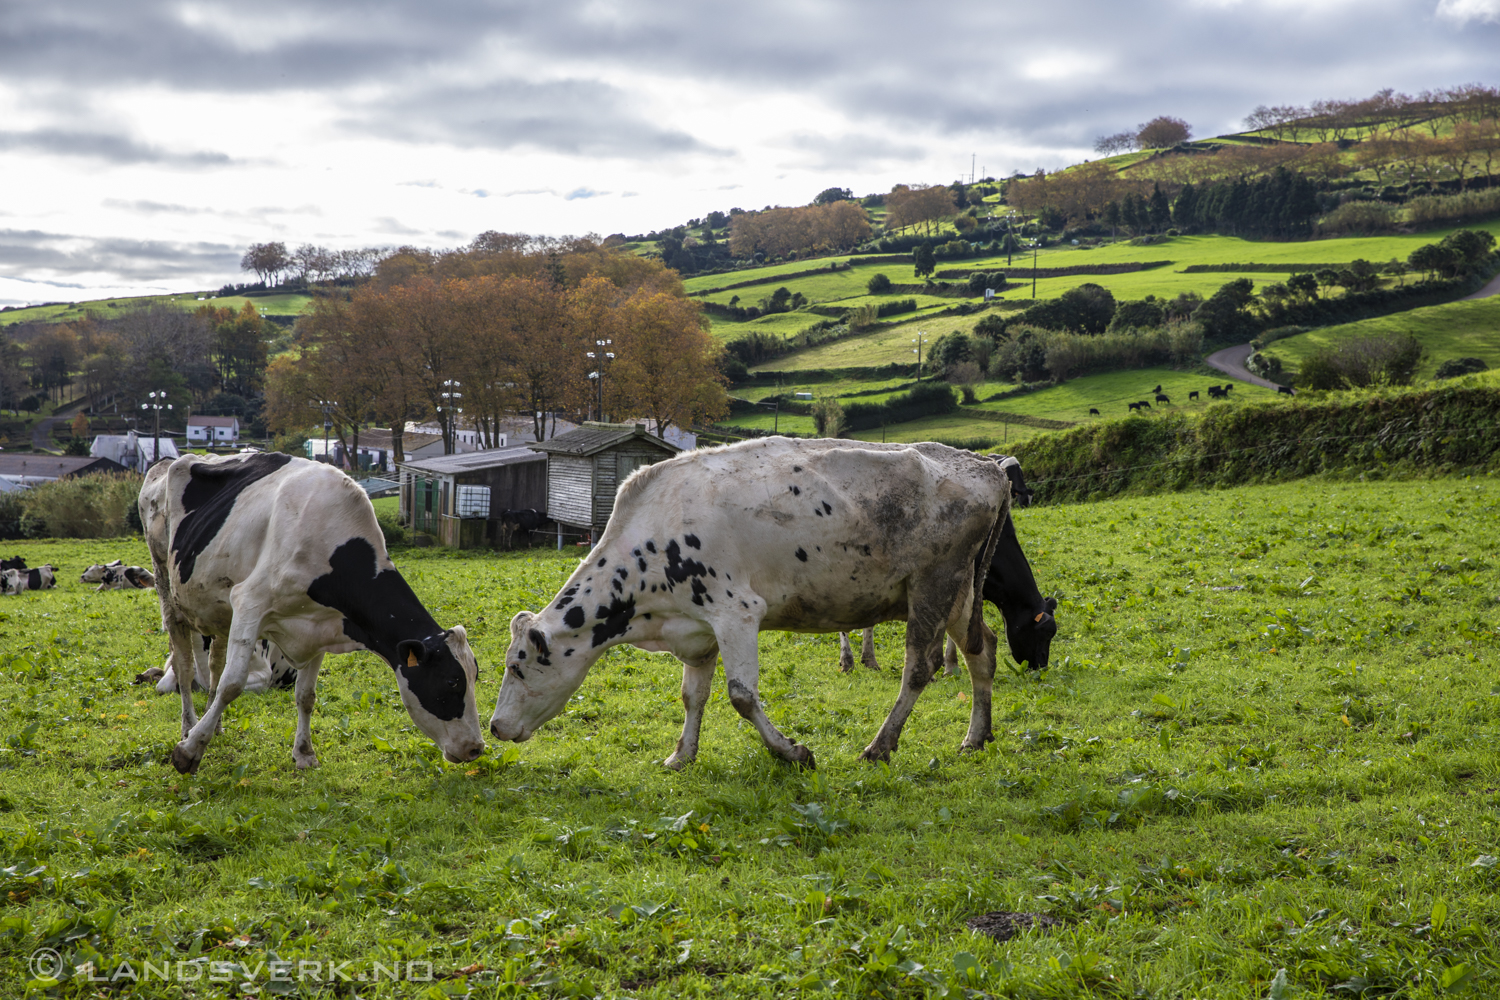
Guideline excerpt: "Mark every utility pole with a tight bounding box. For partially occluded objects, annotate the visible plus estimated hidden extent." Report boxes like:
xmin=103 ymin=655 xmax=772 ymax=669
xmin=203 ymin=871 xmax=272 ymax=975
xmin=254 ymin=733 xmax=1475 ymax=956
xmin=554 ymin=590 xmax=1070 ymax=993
xmin=140 ymin=391 xmax=172 ymax=466
xmin=1032 ymin=241 xmax=1039 ymax=299
xmin=438 ymin=381 xmax=462 ymax=454
xmin=912 ymin=330 xmax=928 ymax=381
xmin=586 ymin=339 xmax=614 ymax=421
xmin=316 ymin=399 xmax=337 ymax=464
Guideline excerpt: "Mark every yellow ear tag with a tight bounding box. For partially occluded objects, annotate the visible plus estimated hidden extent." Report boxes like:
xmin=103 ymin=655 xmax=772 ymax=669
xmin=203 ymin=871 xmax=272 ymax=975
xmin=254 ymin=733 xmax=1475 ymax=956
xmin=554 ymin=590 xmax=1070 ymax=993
xmin=1034 ymin=613 xmax=1045 ymax=622
xmin=406 ymin=651 xmax=419 ymax=667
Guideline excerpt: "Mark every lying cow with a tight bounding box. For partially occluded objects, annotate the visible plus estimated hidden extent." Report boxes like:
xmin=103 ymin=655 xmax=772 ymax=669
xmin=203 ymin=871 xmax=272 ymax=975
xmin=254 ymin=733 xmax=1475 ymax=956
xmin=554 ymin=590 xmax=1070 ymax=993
xmin=140 ymin=452 xmax=485 ymax=774
xmin=1 ymin=565 xmax=57 ymax=595
xmin=81 ymin=560 xmax=157 ymax=591
xmin=0 ymin=555 xmax=25 ymax=571
xmin=490 ymin=438 xmax=1008 ymax=768
xmin=838 ymin=455 xmax=1057 ymax=675
xmin=141 ymin=634 xmax=298 ymax=695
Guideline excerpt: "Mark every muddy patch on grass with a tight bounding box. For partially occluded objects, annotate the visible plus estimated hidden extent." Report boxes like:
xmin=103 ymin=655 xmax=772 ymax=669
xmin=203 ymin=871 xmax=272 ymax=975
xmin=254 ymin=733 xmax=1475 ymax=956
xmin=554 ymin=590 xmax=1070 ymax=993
xmin=965 ymin=911 xmax=1065 ymax=942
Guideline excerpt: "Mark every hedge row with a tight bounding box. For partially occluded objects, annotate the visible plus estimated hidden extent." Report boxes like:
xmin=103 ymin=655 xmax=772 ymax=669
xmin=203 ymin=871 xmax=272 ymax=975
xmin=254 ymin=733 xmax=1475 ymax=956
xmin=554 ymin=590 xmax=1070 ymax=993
xmin=1180 ymin=263 xmax=1344 ymax=273
xmin=1011 ymin=380 xmax=1500 ymax=505
xmin=843 ymin=382 xmax=960 ymax=431
xmin=935 ymin=261 xmax=1172 ymax=280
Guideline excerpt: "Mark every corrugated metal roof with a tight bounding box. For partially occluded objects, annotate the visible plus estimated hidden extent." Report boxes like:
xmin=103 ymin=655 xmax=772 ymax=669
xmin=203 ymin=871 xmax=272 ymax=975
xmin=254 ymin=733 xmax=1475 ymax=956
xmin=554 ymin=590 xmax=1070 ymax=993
xmin=395 ymin=445 xmax=544 ymax=475
xmin=528 ymin=422 xmax=679 ymax=457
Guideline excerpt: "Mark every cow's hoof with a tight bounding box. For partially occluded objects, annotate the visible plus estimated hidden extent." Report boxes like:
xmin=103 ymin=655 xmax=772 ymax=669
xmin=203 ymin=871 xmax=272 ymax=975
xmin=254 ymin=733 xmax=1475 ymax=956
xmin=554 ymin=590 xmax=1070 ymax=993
xmin=783 ymin=744 xmax=816 ymax=770
xmin=294 ymin=754 xmax=320 ymax=770
xmin=170 ymin=744 xmax=201 ymax=775
xmin=859 ymin=744 xmax=893 ymax=763
xmin=662 ymin=753 xmax=692 ymax=771
xmin=958 ymin=736 xmax=993 ymax=754
xmin=861 ymin=657 xmax=880 ymax=672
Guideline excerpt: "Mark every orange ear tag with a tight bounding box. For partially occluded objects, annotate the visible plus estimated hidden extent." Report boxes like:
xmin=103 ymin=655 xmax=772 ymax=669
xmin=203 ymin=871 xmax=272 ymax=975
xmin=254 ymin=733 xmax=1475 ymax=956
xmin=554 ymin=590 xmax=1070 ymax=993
xmin=406 ymin=651 xmax=419 ymax=666
xmin=1034 ymin=613 xmax=1045 ymax=622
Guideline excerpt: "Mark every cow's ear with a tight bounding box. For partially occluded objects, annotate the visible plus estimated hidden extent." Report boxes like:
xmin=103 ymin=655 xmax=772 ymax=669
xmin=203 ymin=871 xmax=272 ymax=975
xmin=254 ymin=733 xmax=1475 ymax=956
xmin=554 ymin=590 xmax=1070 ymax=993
xmin=396 ymin=639 xmax=427 ymax=668
xmin=1044 ymin=597 xmax=1058 ymax=613
xmin=508 ymin=611 xmax=534 ymax=640
xmin=444 ymin=625 xmax=467 ymax=645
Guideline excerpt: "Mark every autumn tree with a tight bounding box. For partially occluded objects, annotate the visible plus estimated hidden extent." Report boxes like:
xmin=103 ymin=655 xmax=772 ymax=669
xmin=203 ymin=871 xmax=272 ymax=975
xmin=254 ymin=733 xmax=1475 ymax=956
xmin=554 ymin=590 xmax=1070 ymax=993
xmin=884 ymin=184 xmax=955 ymax=235
xmin=241 ymin=242 xmax=289 ymax=285
xmin=608 ymin=291 xmax=726 ymax=435
xmin=1136 ymin=116 xmax=1192 ymax=149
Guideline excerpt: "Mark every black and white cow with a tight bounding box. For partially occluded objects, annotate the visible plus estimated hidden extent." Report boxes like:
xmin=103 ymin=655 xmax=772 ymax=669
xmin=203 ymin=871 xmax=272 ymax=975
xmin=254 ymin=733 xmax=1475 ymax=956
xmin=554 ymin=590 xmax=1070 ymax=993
xmin=81 ymin=560 xmax=157 ymax=591
xmin=140 ymin=452 xmax=485 ymax=773
xmin=0 ymin=555 xmax=25 ymax=571
xmin=838 ymin=455 xmax=1056 ymax=675
xmin=152 ymin=634 xmax=298 ymax=695
xmin=490 ymin=438 xmax=1009 ymax=768
xmin=1 ymin=565 xmax=57 ymax=595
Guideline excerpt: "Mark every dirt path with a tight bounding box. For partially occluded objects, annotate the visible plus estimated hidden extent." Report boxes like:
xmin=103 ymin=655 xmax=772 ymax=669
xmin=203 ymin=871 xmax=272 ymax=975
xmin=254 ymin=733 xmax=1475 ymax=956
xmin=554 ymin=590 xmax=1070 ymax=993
xmin=29 ymin=397 xmax=91 ymax=453
xmin=1205 ymin=344 xmax=1286 ymax=391
xmin=1463 ymin=270 xmax=1500 ymax=300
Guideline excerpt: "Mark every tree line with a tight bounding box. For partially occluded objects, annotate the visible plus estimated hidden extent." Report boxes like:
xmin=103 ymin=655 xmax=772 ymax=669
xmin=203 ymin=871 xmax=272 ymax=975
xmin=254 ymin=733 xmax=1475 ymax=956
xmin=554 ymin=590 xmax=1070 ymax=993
xmin=264 ymin=236 xmax=728 ymax=464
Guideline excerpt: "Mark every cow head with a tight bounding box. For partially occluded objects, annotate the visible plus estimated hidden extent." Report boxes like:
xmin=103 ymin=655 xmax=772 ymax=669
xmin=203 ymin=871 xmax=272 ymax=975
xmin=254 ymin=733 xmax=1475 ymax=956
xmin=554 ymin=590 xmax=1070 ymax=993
xmin=392 ymin=625 xmax=485 ymax=764
xmin=80 ymin=560 xmax=122 ymax=583
xmin=489 ymin=610 xmax=594 ymax=743
xmin=1004 ymin=596 xmax=1057 ymax=672
xmin=0 ymin=569 xmax=18 ymax=595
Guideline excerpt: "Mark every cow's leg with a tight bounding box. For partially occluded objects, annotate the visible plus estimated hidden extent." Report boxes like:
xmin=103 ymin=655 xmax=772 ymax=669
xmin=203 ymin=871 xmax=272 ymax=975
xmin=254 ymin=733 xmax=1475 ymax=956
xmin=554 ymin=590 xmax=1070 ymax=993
xmin=943 ymin=636 xmax=960 ymax=676
xmin=163 ymin=619 xmax=202 ymax=740
xmin=171 ymin=612 xmax=263 ymax=774
xmin=292 ymin=655 xmax=324 ymax=769
xmin=863 ymin=582 xmax=969 ymax=762
xmin=718 ymin=622 xmax=815 ymax=769
xmin=837 ymin=632 xmax=854 ymax=673
xmin=663 ymin=650 xmax=717 ymax=771
xmin=954 ymin=619 xmax=999 ymax=752
xmin=204 ymin=637 xmax=226 ymax=733
xmin=861 ymin=628 xmax=880 ymax=671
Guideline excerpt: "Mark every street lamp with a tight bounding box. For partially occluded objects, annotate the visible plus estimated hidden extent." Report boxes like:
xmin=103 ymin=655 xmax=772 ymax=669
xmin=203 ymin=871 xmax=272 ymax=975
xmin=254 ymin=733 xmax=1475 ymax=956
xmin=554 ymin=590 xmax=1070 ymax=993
xmin=315 ymin=399 xmax=337 ymax=465
xmin=139 ymin=391 xmax=172 ymax=467
xmin=437 ymin=380 xmax=463 ymax=454
xmin=586 ymin=339 xmax=614 ymax=421
xmin=911 ymin=331 xmax=928 ymax=382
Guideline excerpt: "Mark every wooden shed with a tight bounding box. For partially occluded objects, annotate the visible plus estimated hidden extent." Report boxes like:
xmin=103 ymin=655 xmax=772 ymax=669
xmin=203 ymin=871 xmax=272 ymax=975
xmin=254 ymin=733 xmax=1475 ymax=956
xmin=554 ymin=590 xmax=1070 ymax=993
xmin=396 ymin=445 xmax=547 ymax=549
xmin=529 ymin=422 xmax=680 ymax=540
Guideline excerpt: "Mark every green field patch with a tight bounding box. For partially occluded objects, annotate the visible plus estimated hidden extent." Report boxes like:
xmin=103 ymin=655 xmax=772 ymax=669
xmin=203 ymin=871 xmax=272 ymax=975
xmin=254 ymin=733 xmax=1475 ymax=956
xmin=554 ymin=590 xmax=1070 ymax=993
xmin=977 ymin=367 xmax=1284 ymax=423
xmin=1259 ymin=294 xmax=1500 ymax=380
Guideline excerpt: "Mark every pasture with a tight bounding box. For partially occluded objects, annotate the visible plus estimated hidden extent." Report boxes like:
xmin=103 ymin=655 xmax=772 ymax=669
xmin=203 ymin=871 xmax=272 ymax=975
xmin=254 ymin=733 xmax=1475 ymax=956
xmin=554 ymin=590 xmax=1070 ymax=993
xmin=1259 ymin=295 xmax=1500 ymax=381
xmin=2 ymin=476 xmax=1499 ymax=997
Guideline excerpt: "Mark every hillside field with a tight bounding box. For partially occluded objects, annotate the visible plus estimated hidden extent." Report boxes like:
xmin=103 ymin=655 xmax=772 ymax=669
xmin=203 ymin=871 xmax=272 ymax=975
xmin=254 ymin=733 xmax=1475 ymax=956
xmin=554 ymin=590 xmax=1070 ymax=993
xmin=0 ymin=292 xmax=316 ymax=327
xmin=1259 ymin=295 xmax=1500 ymax=380
xmin=2 ymin=476 xmax=1498 ymax=998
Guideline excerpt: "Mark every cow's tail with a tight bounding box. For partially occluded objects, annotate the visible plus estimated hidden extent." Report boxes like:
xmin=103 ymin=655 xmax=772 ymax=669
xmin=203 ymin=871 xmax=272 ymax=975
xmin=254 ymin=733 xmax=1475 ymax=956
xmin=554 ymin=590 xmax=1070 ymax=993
xmin=964 ymin=486 xmax=1010 ymax=657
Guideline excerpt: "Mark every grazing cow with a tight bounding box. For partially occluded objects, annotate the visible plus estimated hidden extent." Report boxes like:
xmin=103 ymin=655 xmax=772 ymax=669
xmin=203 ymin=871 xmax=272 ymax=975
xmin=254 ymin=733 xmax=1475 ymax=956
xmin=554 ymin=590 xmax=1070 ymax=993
xmin=1207 ymin=386 xmax=1226 ymax=399
xmin=81 ymin=560 xmax=156 ymax=591
xmin=1277 ymin=385 xmax=1294 ymax=395
xmin=151 ymin=634 xmax=298 ymax=695
xmin=1152 ymin=384 xmax=1162 ymax=394
xmin=1 ymin=565 xmax=57 ymax=595
xmin=1127 ymin=401 xmax=1142 ymax=412
xmin=1155 ymin=393 xmax=1171 ymax=404
xmin=499 ymin=507 xmax=548 ymax=548
xmin=1188 ymin=390 xmax=1199 ymax=401
xmin=1088 ymin=407 xmax=1100 ymax=416
xmin=1222 ymin=383 xmax=1233 ymax=393
xmin=490 ymin=438 xmax=1009 ymax=768
xmin=839 ymin=455 xmax=1056 ymax=677
xmin=140 ymin=453 xmax=484 ymax=773
xmin=0 ymin=555 xmax=25 ymax=571
xmin=1139 ymin=400 xmax=1152 ymax=410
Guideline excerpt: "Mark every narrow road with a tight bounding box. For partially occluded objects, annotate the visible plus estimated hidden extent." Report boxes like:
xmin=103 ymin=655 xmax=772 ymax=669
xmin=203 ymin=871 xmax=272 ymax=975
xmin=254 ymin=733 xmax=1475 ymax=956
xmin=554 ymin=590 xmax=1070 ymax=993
xmin=1463 ymin=270 xmax=1500 ymax=300
xmin=29 ymin=396 xmax=91 ymax=453
xmin=1205 ymin=344 xmax=1286 ymax=391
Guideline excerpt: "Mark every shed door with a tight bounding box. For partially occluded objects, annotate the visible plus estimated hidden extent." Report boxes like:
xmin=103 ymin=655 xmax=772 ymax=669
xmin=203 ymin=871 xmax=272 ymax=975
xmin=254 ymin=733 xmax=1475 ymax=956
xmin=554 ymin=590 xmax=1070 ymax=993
xmin=616 ymin=454 xmax=651 ymax=487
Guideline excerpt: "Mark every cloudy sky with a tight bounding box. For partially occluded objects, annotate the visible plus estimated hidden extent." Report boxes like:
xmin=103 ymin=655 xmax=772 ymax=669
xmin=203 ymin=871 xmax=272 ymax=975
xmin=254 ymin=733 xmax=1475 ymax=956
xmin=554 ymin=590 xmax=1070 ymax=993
xmin=2 ymin=0 xmax=1497 ymax=305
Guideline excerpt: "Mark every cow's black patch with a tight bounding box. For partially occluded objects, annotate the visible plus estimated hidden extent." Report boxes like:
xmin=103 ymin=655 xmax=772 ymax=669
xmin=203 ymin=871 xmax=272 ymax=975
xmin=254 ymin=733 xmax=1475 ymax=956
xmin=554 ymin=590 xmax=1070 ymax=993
xmin=632 ymin=548 xmax=641 ymax=557
xmin=637 ymin=557 xmax=647 ymax=573
xmin=612 ymin=579 xmax=623 ymax=593
xmin=645 ymin=540 xmax=657 ymax=553
xmin=740 ymin=601 xmax=749 ymax=609
xmin=651 ymin=584 xmax=658 ymax=592
xmin=795 ymin=547 xmax=808 ymax=562
xmin=591 ymin=594 xmax=636 ymax=648
xmin=555 ymin=595 xmax=574 ymax=610
xmin=690 ymin=577 xmax=713 ymax=606
xmin=306 ymin=536 xmax=467 ymax=720
xmin=708 ymin=567 xmax=716 ymax=577
xmin=643 ymin=613 xmax=651 ymax=620
xmin=172 ymin=453 xmax=293 ymax=583
xmin=793 ymin=465 xmax=802 ymax=472
xmin=822 ymin=501 xmax=832 ymax=514
xmin=664 ymin=539 xmax=708 ymax=585
xmin=815 ymin=508 xmax=823 ymax=516
xmin=26 ymin=568 xmax=41 ymax=589
xmin=726 ymin=590 xmax=733 ymax=598
xmin=684 ymin=533 xmax=701 ymax=549
xmin=597 ymin=558 xmax=607 ymax=567
xmin=616 ymin=567 xmax=629 ymax=581
xmin=563 ymin=648 xmax=574 ymax=657
xmin=789 ymin=485 xmax=801 ymax=496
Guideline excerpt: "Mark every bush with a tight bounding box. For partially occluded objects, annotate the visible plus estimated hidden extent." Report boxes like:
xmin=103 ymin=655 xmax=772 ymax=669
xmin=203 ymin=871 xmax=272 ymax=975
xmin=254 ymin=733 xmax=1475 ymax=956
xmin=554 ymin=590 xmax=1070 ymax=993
xmin=1434 ymin=357 xmax=1489 ymax=380
xmin=1404 ymin=187 xmax=1500 ymax=228
xmin=1249 ymin=326 xmax=1308 ymax=351
xmin=1107 ymin=298 xmax=1165 ymax=333
xmin=8 ymin=472 xmax=145 ymax=539
xmin=377 ymin=513 xmax=406 ymax=548
xmin=1297 ymin=333 xmax=1424 ymax=390
xmin=1318 ymin=201 xmax=1399 ymax=235
xmin=866 ymin=273 xmax=892 ymax=294
xmin=810 ymin=396 xmax=846 ymax=437
xmin=842 ymin=382 xmax=958 ymax=431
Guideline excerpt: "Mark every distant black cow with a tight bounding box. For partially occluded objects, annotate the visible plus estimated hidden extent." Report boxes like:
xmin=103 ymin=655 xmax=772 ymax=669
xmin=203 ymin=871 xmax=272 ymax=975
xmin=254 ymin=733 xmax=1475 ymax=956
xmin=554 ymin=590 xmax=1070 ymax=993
xmin=0 ymin=556 xmax=25 ymax=571
xmin=1207 ymin=386 xmax=1226 ymax=399
xmin=1222 ymin=383 xmax=1233 ymax=392
xmin=1155 ymin=393 xmax=1171 ymax=404
xmin=1152 ymin=384 xmax=1162 ymax=394
xmin=1139 ymin=400 xmax=1152 ymax=410
xmin=1277 ymin=385 xmax=1294 ymax=395
xmin=1188 ymin=390 xmax=1199 ymax=401
xmin=1127 ymin=401 xmax=1142 ymax=412
xmin=1089 ymin=407 xmax=1100 ymax=416
xmin=499 ymin=508 xmax=547 ymax=548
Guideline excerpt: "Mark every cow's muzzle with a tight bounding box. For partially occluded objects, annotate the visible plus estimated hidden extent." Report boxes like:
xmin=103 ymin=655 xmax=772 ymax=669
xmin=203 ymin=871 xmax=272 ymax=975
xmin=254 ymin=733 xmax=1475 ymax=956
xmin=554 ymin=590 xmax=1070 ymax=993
xmin=490 ymin=719 xmax=531 ymax=743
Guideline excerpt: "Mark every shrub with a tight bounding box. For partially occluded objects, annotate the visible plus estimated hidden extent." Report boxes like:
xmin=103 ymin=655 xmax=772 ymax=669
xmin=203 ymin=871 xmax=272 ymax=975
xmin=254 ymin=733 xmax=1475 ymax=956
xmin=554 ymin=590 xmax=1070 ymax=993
xmin=810 ymin=396 xmax=846 ymax=437
xmin=842 ymin=382 xmax=958 ymax=431
xmin=11 ymin=472 xmax=145 ymax=539
xmin=1318 ymin=201 xmax=1398 ymax=235
xmin=1404 ymin=187 xmax=1500 ymax=228
xmin=1107 ymin=298 xmax=1165 ymax=333
xmin=1298 ymin=333 xmax=1424 ymax=390
xmin=866 ymin=272 xmax=892 ymax=294
xmin=1434 ymin=357 xmax=1489 ymax=380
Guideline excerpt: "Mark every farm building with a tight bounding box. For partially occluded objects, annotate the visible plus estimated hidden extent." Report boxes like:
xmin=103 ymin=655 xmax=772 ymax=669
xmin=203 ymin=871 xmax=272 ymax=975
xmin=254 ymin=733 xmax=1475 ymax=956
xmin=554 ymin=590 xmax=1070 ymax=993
xmin=396 ymin=446 xmax=547 ymax=549
xmin=185 ymin=415 xmax=239 ymax=445
xmin=90 ymin=432 xmax=178 ymax=471
xmin=529 ymin=422 xmax=680 ymax=542
xmin=0 ymin=453 xmax=129 ymax=491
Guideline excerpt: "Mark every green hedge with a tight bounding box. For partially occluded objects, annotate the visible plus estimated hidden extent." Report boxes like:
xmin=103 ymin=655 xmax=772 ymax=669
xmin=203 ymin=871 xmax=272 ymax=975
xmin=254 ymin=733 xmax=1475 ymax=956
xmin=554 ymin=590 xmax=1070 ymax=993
xmin=843 ymin=382 xmax=959 ymax=431
xmin=1012 ymin=380 xmax=1500 ymax=504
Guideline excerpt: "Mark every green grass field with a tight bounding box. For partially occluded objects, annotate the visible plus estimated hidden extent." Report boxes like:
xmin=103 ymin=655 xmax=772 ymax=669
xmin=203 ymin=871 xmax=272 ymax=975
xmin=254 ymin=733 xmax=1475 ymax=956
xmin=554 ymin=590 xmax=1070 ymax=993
xmin=2 ymin=475 xmax=1499 ymax=997
xmin=0 ymin=292 xmax=315 ymax=326
xmin=1259 ymin=295 xmax=1500 ymax=380
xmin=977 ymin=366 xmax=1282 ymax=423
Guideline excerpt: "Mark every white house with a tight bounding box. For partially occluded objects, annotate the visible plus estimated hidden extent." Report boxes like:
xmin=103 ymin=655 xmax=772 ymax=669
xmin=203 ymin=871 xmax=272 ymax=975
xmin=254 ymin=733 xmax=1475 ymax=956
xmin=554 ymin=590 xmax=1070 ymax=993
xmin=90 ymin=432 xmax=180 ymax=471
xmin=186 ymin=415 xmax=240 ymax=445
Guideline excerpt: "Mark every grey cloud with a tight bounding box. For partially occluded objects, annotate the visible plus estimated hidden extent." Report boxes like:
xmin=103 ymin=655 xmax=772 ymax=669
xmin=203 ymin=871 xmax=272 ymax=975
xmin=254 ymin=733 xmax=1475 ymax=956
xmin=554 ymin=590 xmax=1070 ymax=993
xmin=373 ymin=217 xmax=424 ymax=235
xmin=341 ymin=78 xmax=721 ymax=159
xmin=0 ymin=228 xmax=241 ymax=281
xmin=0 ymin=129 xmax=232 ymax=167
xmin=782 ymin=132 xmax=926 ymax=171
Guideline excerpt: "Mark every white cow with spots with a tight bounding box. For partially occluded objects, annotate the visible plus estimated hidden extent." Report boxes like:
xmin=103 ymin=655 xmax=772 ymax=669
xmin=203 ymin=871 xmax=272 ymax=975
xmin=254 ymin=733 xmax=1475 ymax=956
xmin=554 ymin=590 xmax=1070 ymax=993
xmin=490 ymin=438 xmax=1008 ymax=768
xmin=153 ymin=635 xmax=298 ymax=695
xmin=140 ymin=452 xmax=485 ymax=774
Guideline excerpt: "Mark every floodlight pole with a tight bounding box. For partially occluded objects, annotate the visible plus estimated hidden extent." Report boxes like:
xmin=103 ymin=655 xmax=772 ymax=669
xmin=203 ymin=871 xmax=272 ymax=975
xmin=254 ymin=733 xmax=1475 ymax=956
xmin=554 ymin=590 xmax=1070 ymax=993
xmin=587 ymin=340 xmax=614 ymax=421
xmin=139 ymin=391 xmax=173 ymax=466
xmin=912 ymin=331 xmax=928 ymax=381
xmin=1032 ymin=241 xmax=1038 ymax=299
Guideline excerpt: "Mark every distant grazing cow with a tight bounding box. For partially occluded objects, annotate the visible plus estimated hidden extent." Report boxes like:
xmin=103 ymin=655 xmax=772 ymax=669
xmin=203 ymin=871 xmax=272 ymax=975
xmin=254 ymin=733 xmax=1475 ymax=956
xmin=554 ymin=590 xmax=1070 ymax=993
xmin=1207 ymin=385 xmax=1221 ymax=394
xmin=1152 ymin=384 xmax=1162 ymax=394
xmin=1139 ymin=400 xmax=1152 ymax=410
xmin=81 ymin=560 xmax=156 ymax=591
xmin=1188 ymin=390 xmax=1199 ymax=401
xmin=839 ymin=455 xmax=1056 ymax=678
xmin=1155 ymin=393 xmax=1171 ymax=404
xmin=1 ymin=565 xmax=57 ymax=595
xmin=490 ymin=438 xmax=1009 ymax=768
xmin=1127 ymin=402 xmax=1142 ymax=412
xmin=1277 ymin=385 xmax=1294 ymax=395
xmin=1089 ymin=407 xmax=1100 ymax=416
xmin=151 ymin=634 xmax=298 ymax=695
xmin=1222 ymin=383 xmax=1233 ymax=392
xmin=0 ymin=555 xmax=25 ymax=571
xmin=1207 ymin=386 xmax=1226 ymax=399
xmin=141 ymin=452 xmax=484 ymax=773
